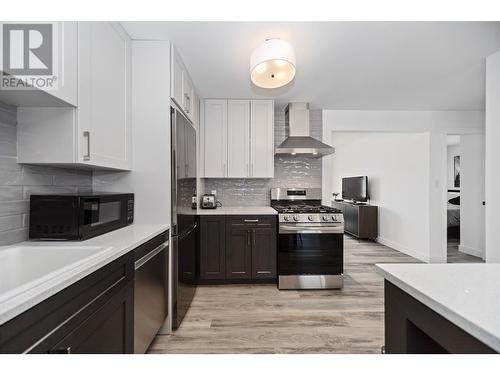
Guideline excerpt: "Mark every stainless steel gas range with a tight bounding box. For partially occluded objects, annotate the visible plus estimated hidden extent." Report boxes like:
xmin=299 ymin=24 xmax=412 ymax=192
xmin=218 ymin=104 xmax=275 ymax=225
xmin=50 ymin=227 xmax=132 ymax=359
xmin=271 ymin=188 xmax=344 ymax=290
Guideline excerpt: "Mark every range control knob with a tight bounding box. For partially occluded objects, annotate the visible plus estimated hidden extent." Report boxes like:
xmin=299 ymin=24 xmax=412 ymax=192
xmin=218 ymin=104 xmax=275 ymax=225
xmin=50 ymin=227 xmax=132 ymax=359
xmin=293 ymin=215 xmax=299 ymax=221
xmin=284 ymin=215 xmax=290 ymax=221
xmin=332 ymin=215 xmax=338 ymax=222
xmin=308 ymin=215 xmax=314 ymax=221
xmin=322 ymin=215 xmax=329 ymax=221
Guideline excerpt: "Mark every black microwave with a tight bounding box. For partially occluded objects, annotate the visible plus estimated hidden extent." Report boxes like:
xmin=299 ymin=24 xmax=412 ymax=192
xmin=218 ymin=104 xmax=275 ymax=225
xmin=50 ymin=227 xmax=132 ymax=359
xmin=29 ymin=192 xmax=134 ymax=240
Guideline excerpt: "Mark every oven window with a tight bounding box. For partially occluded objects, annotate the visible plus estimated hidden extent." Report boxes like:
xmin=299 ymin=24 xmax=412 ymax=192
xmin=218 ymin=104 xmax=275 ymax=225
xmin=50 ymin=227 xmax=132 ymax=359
xmin=278 ymin=233 xmax=343 ymax=275
xmin=83 ymin=200 xmax=122 ymax=227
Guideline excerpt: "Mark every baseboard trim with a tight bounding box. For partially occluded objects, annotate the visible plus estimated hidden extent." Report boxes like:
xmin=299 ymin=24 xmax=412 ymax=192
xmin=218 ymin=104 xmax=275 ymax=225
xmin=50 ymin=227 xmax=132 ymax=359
xmin=458 ymin=244 xmax=484 ymax=259
xmin=376 ymin=237 xmax=429 ymax=263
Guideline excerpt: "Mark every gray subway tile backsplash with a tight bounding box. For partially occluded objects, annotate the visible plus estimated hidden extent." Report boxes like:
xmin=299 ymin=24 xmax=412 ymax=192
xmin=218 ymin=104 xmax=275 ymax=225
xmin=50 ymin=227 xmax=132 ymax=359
xmin=0 ymin=187 xmax=23 ymax=201
xmin=0 ymin=156 xmax=22 ymax=172
xmin=203 ymin=110 xmax=323 ymax=207
xmin=0 ymin=215 xmax=23 ymax=232
xmin=0 ymin=101 xmax=92 ymax=246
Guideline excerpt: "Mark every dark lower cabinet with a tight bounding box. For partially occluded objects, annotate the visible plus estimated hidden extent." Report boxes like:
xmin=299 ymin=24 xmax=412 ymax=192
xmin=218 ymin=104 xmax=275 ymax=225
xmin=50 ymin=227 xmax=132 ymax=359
xmin=384 ymin=280 xmax=496 ymax=354
xmin=198 ymin=215 xmax=277 ymax=283
xmin=48 ymin=282 xmax=134 ymax=354
xmin=199 ymin=216 xmax=226 ymax=280
xmin=225 ymin=226 xmax=252 ymax=279
xmin=252 ymin=227 xmax=277 ymax=279
xmin=331 ymin=201 xmax=378 ymax=239
xmin=0 ymin=252 xmax=135 ymax=354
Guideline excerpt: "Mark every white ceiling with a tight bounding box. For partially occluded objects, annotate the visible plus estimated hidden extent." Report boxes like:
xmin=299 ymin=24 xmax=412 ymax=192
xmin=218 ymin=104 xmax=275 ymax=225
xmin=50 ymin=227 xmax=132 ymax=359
xmin=122 ymin=22 xmax=500 ymax=110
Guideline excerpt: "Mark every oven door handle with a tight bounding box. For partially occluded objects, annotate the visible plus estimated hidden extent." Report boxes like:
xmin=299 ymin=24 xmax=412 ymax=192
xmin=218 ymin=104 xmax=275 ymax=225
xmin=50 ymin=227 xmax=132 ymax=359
xmin=279 ymin=225 xmax=344 ymax=234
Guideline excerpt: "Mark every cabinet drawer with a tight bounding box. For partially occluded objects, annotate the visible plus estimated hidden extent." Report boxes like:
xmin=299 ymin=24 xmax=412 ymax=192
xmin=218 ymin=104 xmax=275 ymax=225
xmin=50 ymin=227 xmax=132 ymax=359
xmin=226 ymin=215 xmax=276 ymax=228
xmin=0 ymin=253 xmax=134 ymax=353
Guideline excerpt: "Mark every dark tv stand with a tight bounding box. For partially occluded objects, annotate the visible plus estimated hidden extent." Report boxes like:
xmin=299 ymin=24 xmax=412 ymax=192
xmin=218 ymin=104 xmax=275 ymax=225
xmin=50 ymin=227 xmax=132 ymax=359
xmin=331 ymin=201 xmax=378 ymax=240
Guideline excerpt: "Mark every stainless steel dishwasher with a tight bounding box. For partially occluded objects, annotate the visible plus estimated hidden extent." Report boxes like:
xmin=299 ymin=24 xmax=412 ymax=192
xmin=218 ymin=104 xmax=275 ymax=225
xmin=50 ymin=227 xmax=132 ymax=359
xmin=134 ymin=234 xmax=169 ymax=354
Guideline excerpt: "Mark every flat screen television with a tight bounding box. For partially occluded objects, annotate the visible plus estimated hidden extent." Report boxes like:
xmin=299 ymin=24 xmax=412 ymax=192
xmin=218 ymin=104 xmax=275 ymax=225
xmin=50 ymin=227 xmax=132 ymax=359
xmin=342 ymin=176 xmax=368 ymax=203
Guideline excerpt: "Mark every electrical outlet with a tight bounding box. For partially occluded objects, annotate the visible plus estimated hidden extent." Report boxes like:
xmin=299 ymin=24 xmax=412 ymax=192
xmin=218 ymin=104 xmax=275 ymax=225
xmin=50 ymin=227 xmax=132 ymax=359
xmin=211 ymin=190 xmax=217 ymax=196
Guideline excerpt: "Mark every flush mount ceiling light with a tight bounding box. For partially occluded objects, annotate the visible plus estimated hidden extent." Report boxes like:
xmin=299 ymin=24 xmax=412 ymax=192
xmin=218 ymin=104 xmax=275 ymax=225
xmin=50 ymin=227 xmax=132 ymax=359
xmin=250 ymin=38 xmax=296 ymax=89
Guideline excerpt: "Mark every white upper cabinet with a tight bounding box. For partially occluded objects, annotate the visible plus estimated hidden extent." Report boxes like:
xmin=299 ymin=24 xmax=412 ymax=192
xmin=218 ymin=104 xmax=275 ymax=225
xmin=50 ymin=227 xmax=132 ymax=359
xmin=250 ymin=100 xmax=274 ymax=178
xmin=171 ymin=49 xmax=184 ymax=109
xmin=77 ymin=22 xmax=131 ymax=170
xmin=227 ymin=100 xmax=250 ymax=177
xmin=17 ymin=22 xmax=132 ymax=171
xmin=171 ymin=45 xmax=196 ymax=124
xmin=201 ymin=99 xmax=228 ymax=177
xmin=200 ymin=99 xmax=274 ymax=178
xmin=0 ymin=22 xmax=78 ymax=107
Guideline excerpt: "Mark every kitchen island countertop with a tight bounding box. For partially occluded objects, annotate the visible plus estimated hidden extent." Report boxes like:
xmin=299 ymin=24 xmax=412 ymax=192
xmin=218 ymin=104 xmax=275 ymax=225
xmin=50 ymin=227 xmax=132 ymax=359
xmin=376 ymin=263 xmax=500 ymax=352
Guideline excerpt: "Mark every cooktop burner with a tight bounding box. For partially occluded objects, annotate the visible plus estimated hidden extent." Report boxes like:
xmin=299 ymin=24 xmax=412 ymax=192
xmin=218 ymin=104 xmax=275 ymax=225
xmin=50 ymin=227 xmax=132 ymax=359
xmin=271 ymin=204 xmax=342 ymax=214
xmin=270 ymin=187 xmax=342 ymax=215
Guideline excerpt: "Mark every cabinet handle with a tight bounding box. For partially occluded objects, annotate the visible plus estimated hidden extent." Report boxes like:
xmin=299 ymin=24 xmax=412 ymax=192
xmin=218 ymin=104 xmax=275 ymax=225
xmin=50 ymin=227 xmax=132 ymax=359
xmin=257 ymin=271 xmax=271 ymax=274
xmin=83 ymin=131 xmax=90 ymax=161
xmin=247 ymin=230 xmax=251 ymax=246
xmin=184 ymin=93 xmax=190 ymax=113
xmin=253 ymin=229 xmax=256 ymax=245
xmin=244 ymin=219 xmax=259 ymax=223
xmin=50 ymin=346 xmax=71 ymax=354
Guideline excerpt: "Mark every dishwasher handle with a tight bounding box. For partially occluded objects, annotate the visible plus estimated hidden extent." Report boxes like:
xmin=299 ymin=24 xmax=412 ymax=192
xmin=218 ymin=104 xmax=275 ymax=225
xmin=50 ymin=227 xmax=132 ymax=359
xmin=135 ymin=241 xmax=169 ymax=270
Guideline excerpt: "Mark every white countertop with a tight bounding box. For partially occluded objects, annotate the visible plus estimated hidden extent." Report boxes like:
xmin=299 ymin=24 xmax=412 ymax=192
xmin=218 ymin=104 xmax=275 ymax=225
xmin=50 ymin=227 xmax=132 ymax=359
xmin=195 ymin=206 xmax=277 ymax=215
xmin=0 ymin=224 xmax=169 ymax=325
xmin=376 ymin=263 xmax=500 ymax=352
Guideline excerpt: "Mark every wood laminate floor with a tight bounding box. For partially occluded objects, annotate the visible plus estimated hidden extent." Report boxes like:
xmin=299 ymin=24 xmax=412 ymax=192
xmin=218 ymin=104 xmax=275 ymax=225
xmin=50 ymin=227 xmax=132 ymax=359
xmin=447 ymin=238 xmax=483 ymax=263
xmin=148 ymin=235 xmax=423 ymax=354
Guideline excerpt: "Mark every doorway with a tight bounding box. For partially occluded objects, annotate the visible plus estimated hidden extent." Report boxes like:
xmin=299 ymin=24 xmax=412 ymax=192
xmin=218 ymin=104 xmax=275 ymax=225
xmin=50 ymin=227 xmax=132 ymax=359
xmin=445 ymin=134 xmax=484 ymax=263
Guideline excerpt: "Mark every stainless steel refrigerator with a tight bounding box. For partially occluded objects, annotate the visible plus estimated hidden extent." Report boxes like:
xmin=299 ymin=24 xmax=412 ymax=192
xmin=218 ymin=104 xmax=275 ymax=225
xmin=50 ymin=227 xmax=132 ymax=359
xmin=171 ymin=106 xmax=197 ymax=329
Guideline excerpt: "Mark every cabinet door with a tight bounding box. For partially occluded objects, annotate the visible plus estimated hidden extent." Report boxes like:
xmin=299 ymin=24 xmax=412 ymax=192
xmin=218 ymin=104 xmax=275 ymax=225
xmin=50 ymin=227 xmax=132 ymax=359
xmin=78 ymin=22 xmax=131 ymax=170
xmin=202 ymin=99 xmax=228 ymax=177
xmin=53 ymin=22 xmax=78 ymax=106
xmin=176 ymin=119 xmax=187 ymax=179
xmin=199 ymin=216 xmax=226 ymax=280
xmin=183 ymin=73 xmax=194 ymax=122
xmin=192 ymin=91 xmax=200 ymax=130
xmin=252 ymin=227 xmax=277 ymax=279
xmin=250 ymin=100 xmax=274 ymax=178
xmin=0 ymin=22 xmax=77 ymax=107
xmin=344 ymin=205 xmax=359 ymax=236
xmin=171 ymin=46 xmax=184 ymax=110
xmin=226 ymin=226 xmax=252 ymax=279
xmin=48 ymin=282 xmax=134 ymax=354
xmin=227 ymin=100 xmax=250 ymax=177
xmin=185 ymin=121 xmax=197 ymax=179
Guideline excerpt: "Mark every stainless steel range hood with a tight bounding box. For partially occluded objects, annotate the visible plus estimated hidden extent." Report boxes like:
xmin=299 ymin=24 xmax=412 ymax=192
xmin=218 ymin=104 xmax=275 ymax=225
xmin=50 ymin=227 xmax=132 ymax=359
xmin=275 ymin=103 xmax=335 ymax=158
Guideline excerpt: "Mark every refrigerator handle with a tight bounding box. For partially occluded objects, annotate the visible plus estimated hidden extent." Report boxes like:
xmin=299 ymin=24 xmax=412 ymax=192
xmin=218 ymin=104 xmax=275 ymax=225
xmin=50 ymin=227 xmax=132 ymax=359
xmin=171 ymin=107 xmax=178 ymax=235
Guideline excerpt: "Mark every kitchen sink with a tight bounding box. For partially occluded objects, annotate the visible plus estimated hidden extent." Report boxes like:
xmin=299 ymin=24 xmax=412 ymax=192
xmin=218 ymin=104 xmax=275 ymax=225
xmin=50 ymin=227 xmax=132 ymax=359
xmin=0 ymin=245 xmax=112 ymax=299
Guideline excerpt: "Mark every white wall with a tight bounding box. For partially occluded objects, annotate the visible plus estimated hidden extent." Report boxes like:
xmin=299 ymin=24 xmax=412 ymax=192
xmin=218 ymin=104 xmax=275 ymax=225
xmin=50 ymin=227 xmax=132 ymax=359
xmin=485 ymin=50 xmax=500 ymax=262
xmin=447 ymin=143 xmax=460 ymax=191
xmin=459 ymin=134 xmax=486 ymax=258
xmin=93 ymin=41 xmax=172 ymax=226
xmin=322 ymin=110 xmax=484 ymax=263
xmin=325 ymin=132 xmax=431 ymax=261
